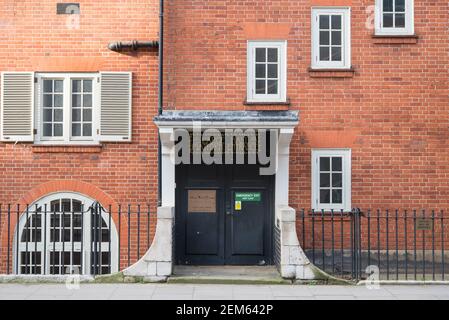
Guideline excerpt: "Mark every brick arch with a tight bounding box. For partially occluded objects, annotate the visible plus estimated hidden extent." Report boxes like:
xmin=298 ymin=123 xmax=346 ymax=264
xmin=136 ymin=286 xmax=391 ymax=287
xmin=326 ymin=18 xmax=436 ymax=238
xmin=1 ymin=180 xmax=128 ymax=274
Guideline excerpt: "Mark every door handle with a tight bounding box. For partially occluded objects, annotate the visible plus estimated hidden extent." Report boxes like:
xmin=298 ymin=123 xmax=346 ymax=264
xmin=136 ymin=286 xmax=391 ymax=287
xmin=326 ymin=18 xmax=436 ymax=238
xmin=226 ymin=210 xmax=233 ymax=216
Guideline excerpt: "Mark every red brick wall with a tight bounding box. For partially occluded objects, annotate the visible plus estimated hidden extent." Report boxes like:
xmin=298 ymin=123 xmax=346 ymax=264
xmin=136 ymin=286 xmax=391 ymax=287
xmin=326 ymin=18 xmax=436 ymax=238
xmin=164 ymin=0 xmax=449 ymax=210
xmin=0 ymin=1 xmax=160 ymax=272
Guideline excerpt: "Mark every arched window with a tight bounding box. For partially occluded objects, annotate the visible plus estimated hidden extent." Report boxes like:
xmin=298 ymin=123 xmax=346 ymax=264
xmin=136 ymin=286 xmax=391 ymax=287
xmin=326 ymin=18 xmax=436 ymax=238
xmin=14 ymin=193 xmax=118 ymax=275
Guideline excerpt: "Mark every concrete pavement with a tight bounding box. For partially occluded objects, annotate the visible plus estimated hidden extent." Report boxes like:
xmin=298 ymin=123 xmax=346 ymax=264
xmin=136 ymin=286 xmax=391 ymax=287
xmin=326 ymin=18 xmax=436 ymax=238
xmin=0 ymin=284 xmax=448 ymax=300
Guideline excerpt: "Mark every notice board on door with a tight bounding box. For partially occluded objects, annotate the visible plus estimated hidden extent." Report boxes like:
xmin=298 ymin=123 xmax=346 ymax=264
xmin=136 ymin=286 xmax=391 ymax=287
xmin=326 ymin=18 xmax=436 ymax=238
xmin=188 ymin=190 xmax=216 ymax=213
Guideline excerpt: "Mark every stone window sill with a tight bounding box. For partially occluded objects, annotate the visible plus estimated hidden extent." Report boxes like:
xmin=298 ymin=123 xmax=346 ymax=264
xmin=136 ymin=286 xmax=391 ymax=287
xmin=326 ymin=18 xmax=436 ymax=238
xmin=243 ymin=98 xmax=291 ymax=110
xmin=372 ymin=34 xmax=419 ymax=44
xmin=308 ymin=68 xmax=355 ymax=78
xmin=32 ymin=145 xmax=103 ymax=153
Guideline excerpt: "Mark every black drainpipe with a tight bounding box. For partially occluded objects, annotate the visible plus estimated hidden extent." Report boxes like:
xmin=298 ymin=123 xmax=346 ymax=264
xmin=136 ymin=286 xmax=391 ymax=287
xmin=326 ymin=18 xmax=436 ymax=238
xmin=157 ymin=0 xmax=164 ymax=206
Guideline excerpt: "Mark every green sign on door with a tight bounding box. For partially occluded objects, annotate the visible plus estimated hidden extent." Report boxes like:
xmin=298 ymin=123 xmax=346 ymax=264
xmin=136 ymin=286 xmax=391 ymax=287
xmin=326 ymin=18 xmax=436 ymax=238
xmin=235 ymin=192 xmax=262 ymax=202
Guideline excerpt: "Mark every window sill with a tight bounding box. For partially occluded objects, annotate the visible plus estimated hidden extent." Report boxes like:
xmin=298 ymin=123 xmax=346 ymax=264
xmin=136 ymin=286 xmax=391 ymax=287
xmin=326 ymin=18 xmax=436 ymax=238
xmin=243 ymin=98 xmax=291 ymax=111
xmin=32 ymin=145 xmax=103 ymax=154
xmin=308 ymin=68 xmax=355 ymax=78
xmin=372 ymin=34 xmax=419 ymax=44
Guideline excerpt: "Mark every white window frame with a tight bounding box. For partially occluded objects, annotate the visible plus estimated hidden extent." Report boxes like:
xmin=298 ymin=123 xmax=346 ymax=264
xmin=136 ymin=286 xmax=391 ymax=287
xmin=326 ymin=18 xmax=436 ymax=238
xmin=247 ymin=40 xmax=287 ymax=103
xmin=34 ymin=73 xmax=100 ymax=145
xmin=375 ymin=0 xmax=414 ymax=36
xmin=311 ymin=7 xmax=351 ymax=70
xmin=312 ymin=149 xmax=352 ymax=212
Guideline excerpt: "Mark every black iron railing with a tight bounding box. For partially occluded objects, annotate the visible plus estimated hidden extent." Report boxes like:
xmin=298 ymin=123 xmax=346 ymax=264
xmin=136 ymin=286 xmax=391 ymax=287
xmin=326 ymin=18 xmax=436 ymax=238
xmin=298 ymin=209 xmax=448 ymax=281
xmin=0 ymin=204 xmax=155 ymax=276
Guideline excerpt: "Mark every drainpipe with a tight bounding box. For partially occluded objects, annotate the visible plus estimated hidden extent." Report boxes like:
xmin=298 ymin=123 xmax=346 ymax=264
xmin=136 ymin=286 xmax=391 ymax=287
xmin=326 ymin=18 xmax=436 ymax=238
xmin=157 ymin=0 xmax=165 ymax=207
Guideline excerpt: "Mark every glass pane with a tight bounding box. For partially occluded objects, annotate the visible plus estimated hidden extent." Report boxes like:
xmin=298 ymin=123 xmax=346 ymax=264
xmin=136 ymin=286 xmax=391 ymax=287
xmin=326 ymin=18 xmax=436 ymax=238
xmin=83 ymin=109 xmax=92 ymax=122
xmin=44 ymin=109 xmax=52 ymax=122
xmin=320 ymin=157 xmax=331 ymax=171
xmin=332 ymin=189 xmax=343 ymax=204
xmin=51 ymin=200 xmax=60 ymax=213
xmin=64 ymin=230 xmax=71 ymax=242
xmin=319 ymin=15 xmax=329 ymax=29
xmin=102 ymin=229 xmax=110 ymax=242
xmin=43 ymin=95 xmax=53 ymax=108
xmin=331 ymin=47 xmax=341 ymax=61
xmin=332 ymin=157 xmax=342 ymax=171
xmin=331 ymin=31 xmax=341 ymax=45
xmin=72 ymin=124 xmax=81 ymax=137
xmin=383 ymin=0 xmax=393 ymax=12
xmin=72 ymin=109 xmax=81 ymax=122
xmin=320 ymin=31 xmax=329 ymax=45
xmin=72 ymin=95 xmax=81 ymax=108
xmin=53 ymin=124 xmax=63 ymax=137
xmin=72 ymin=80 xmax=82 ymax=93
xmin=256 ymin=48 xmax=266 ymax=62
xmin=83 ymin=95 xmax=92 ymax=108
xmin=83 ymin=80 xmax=92 ymax=92
xmin=320 ymin=173 xmax=330 ymax=188
xmin=54 ymin=109 xmax=63 ymax=122
xmin=54 ymin=80 xmax=63 ymax=93
xmin=54 ymin=95 xmax=63 ymax=108
xmin=43 ymin=123 xmax=52 ymax=137
xmin=255 ymin=80 xmax=265 ymax=94
xmin=320 ymin=189 xmax=331 ymax=204
xmin=267 ymin=64 xmax=277 ymax=78
xmin=62 ymin=199 xmax=71 ymax=212
xmin=383 ymin=13 xmax=394 ymax=27
xmin=73 ymin=200 xmax=82 ymax=212
xmin=320 ymin=47 xmax=330 ymax=61
xmin=267 ymin=80 xmax=278 ymax=94
xmin=73 ymin=229 xmax=82 ymax=242
xmin=83 ymin=124 xmax=92 ymax=137
xmin=331 ymin=15 xmax=341 ymax=29
xmin=73 ymin=252 xmax=81 ymax=265
xmin=395 ymin=0 xmax=405 ymax=12
xmin=255 ymin=64 xmax=266 ymax=78
xmin=267 ymin=48 xmax=278 ymax=62
xmin=332 ymin=173 xmax=343 ymax=188
xmin=43 ymin=80 xmax=53 ymax=93
xmin=395 ymin=13 xmax=405 ymax=28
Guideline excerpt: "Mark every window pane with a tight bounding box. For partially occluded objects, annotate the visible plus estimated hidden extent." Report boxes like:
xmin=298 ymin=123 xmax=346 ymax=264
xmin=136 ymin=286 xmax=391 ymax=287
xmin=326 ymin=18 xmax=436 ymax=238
xmin=267 ymin=80 xmax=278 ymax=94
xmin=51 ymin=200 xmax=60 ymax=213
xmin=54 ymin=124 xmax=63 ymax=137
xmin=72 ymin=124 xmax=81 ymax=137
xmin=383 ymin=13 xmax=394 ymax=27
xmin=320 ymin=47 xmax=330 ymax=61
xmin=331 ymin=47 xmax=342 ymax=61
xmin=320 ymin=173 xmax=330 ymax=188
xmin=320 ymin=31 xmax=329 ymax=45
xmin=320 ymin=189 xmax=330 ymax=204
xmin=267 ymin=48 xmax=278 ymax=62
xmin=267 ymin=64 xmax=277 ymax=78
xmin=331 ymin=15 xmax=341 ymax=29
xmin=72 ymin=200 xmax=82 ymax=212
xmin=256 ymin=48 xmax=266 ymax=62
xmin=43 ymin=95 xmax=53 ymax=108
xmin=72 ymin=80 xmax=82 ymax=93
xmin=54 ymin=80 xmax=63 ymax=93
xmin=320 ymin=157 xmax=330 ymax=171
xmin=255 ymin=80 xmax=265 ymax=94
xmin=84 ymin=95 xmax=92 ymax=108
xmin=83 ymin=109 xmax=92 ymax=122
xmin=319 ymin=15 xmax=329 ymax=29
xmin=83 ymin=80 xmax=92 ymax=92
xmin=395 ymin=13 xmax=405 ymax=28
xmin=54 ymin=95 xmax=63 ymax=108
xmin=255 ymin=64 xmax=265 ymax=78
xmin=54 ymin=109 xmax=63 ymax=122
xmin=72 ymin=95 xmax=81 ymax=108
xmin=331 ymin=31 xmax=341 ymax=45
xmin=83 ymin=124 xmax=92 ymax=137
xmin=43 ymin=124 xmax=52 ymax=137
xmin=332 ymin=157 xmax=342 ymax=171
xmin=72 ymin=109 xmax=81 ymax=122
xmin=73 ymin=229 xmax=82 ymax=242
xmin=395 ymin=0 xmax=405 ymax=12
xmin=383 ymin=0 xmax=393 ymax=12
xmin=332 ymin=173 xmax=343 ymax=188
xmin=43 ymin=80 xmax=53 ymax=93
xmin=44 ymin=109 xmax=52 ymax=122
xmin=332 ymin=189 xmax=343 ymax=204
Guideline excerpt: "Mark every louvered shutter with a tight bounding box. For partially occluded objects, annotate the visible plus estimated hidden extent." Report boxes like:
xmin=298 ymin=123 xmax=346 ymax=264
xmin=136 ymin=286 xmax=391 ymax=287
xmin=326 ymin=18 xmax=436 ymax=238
xmin=1 ymin=72 xmax=35 ymax=142
xmin=99 ymin=72 xmax=132 ymax=142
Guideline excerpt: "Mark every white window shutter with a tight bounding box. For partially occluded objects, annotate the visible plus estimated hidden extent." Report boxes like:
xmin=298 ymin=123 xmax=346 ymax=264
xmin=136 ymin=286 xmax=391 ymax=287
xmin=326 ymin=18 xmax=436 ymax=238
xmin=1 ymin=72 xmax=35 ymax=142
xmin=99 ymin=72 xmax=132 ymax=142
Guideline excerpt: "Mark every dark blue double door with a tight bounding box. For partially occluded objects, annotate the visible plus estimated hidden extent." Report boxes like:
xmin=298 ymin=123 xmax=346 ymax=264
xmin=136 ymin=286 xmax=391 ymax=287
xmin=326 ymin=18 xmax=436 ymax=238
xmin=175 ymin=165 xmax=274 ymax=265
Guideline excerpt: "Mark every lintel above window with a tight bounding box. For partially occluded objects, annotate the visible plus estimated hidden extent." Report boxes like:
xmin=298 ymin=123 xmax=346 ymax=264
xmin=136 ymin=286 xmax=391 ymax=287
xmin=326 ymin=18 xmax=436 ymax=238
xmin=374 ymin=0 xmax=414 ymax=36
xmin=247 ymin=40 xmax=287 ymax=104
